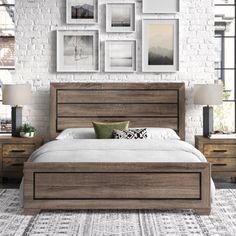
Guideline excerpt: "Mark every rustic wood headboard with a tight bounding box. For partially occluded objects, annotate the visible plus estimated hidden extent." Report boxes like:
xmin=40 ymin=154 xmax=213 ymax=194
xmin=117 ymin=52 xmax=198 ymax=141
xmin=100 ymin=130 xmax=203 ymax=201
xmin=50 ymin=83 xmax=185 ymax=140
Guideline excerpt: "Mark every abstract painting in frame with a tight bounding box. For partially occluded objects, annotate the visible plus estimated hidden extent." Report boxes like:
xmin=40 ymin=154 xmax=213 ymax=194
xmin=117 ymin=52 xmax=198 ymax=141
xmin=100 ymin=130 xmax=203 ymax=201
xmin=105 ymin=40 xmax=137 ymax=72
xmin=57 ymin=30 xmax=100 ymax=72
xmin=142 ymin=19 xmax=179 ymax=72
xmin=106 ymin=2 xmax=136 ymax=32
xmin=66 ymin=0 xmax=98 ymax=24
xmin=143 ymin=0 xmax=179 ymax=13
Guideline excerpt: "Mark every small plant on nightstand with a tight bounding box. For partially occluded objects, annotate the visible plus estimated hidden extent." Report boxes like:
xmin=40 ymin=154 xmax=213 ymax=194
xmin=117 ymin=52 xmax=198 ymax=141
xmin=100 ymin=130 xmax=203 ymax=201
xmin=20 ymin=124 xmax=37 ymax=138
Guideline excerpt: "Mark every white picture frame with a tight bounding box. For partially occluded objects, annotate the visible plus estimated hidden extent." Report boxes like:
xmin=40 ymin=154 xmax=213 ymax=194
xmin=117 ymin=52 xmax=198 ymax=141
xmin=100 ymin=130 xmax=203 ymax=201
xmin=66 ymin=0 xmax=98 ymax=24
xmin=143 ymin=0 xmax=180 ymax=13
xmin=106 ymin=2 xmax=136 ymax=32
xmin=105 ymin=40 xmax=137 ymax=72
xmin=57 ymin=30 xmax=100 ymax=72
xmin=142 ymin=19 xmax=179 ymax=73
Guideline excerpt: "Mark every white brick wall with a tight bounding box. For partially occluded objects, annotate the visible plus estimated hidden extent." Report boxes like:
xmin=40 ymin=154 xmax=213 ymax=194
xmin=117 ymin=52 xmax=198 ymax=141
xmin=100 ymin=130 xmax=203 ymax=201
xmin=15 ymin=0 xmax=215 ymax=143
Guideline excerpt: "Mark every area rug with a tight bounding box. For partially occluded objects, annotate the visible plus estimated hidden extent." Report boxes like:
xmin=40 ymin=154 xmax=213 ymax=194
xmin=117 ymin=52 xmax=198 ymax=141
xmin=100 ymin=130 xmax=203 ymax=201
xmin=1 ymin=189 xmax=236 ymax=236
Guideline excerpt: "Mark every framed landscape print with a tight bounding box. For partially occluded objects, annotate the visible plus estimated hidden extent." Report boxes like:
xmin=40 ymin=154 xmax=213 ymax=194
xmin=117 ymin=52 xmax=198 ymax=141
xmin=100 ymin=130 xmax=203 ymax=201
xmin=66 ymin=0 xmax=98 ymax=24
xmin=105 ymin=40 xmax=136 ymax=72
xmin=142 ymin=19 xmax=179 ymax=73
xmin=106 ymin=2 xmax=135 ymax=32
xmin=57 ymin=30 xmax=100 ymax=72
xmin=143 ymin=0 xmax=180 ymax=13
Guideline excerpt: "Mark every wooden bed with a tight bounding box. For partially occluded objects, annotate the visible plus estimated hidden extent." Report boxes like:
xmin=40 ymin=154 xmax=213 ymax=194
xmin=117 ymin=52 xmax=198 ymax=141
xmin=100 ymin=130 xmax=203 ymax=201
xmin=24 ymin=83 xmax=211 ymax=215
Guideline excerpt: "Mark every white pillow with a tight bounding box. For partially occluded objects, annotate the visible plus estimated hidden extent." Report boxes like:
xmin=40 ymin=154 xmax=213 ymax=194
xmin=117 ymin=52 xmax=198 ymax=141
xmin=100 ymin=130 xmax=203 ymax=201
xmin=56 ymin=127 xmax=180 ymax=140
xmin=146 ymin=128 xmax=180 ymax=140
xmin=130 ymin=128 xmax=180 ymax=140
xmin=56 ymin=128 xmax=96 ymax=140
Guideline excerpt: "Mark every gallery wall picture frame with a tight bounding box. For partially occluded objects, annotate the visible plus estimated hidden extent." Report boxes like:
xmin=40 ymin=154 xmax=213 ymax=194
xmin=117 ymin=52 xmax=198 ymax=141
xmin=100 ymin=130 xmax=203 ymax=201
xmin=66 ymin=0 xmax=98 ymax=24
xmin=142 ymin=0 xmax=180 ymax=14
xmin=142 ymin=19 xmax=179 ymax=73
xmin=106 ymin=2 xmax=136 ymax=33
xmin=105 ymin=40 xmax=137 ymax=72
xmin=57 ymin=30 xmax=100 ymax=72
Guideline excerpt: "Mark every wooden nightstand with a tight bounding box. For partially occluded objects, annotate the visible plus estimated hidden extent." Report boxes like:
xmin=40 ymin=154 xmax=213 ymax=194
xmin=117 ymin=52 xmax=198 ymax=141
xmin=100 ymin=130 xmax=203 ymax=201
xmin=195 ymin=135 xmax=236 ymax=180
xmin=0 ymin=135 xmax=43 ymax=182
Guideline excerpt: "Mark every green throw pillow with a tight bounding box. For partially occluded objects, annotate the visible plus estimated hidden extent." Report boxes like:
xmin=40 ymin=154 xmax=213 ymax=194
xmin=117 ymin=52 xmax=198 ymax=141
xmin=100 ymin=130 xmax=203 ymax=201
xmin=92 ymin=121 xmax=129 ymax=139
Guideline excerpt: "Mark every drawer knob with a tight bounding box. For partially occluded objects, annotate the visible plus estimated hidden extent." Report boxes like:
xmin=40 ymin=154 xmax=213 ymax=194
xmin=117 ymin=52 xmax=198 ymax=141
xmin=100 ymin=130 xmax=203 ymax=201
xmin=213 ymin=150 xmax=227 ymax=153
xmin=212 ymin=163 xmax=227 ymax=166
xmin=11 ymin=150 xmax=26 ymax=153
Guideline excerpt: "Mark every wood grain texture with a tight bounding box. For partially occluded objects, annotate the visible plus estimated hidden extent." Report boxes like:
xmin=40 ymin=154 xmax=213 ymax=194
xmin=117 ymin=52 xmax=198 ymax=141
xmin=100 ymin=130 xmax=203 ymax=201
xmin=57 ymin=90 xmax=178 ymax=103
xmin=57 ymin=104 xmax=178 ymax=117
xmin=57 ymin=117 xmax=178 ymax=130
xmin=203 ymin=144 xmax=236 ymax=158
xmin=0 ymin=136 xmax=44 ymax=182
xmin=207 ymin=157 xmax=236 ymax=171
xmin=195 ymin=135 xmax=236 ymax=179
xmin=3 ymin=144 xmax=35 ymax=158
xmin=24 ymin=162 xmax=211 ymax=214
xmin=34 ymin=172 xmax=200 ymax=199
xmin=49 ymin=83 xmax=185 ymax=140
xmin=3 ymin=157 xmax=26 ymax=171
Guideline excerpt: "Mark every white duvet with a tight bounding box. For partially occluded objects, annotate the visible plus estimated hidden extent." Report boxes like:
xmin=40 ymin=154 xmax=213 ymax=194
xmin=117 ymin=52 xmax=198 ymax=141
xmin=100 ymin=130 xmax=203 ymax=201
xmin=29 ymin=139 xmax=209 ymax=163
xmin=20 ymin=139 xmax=215 ymax=204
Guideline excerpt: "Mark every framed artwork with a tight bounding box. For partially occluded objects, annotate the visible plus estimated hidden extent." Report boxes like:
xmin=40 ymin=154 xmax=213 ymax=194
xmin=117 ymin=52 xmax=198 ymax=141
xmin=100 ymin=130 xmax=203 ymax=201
xmin=143 ymin=0 xmax=180 ymax=13
xmin=57 ymin=30 xmax=100 ymax=72
xmin=0 ymin=36 xmax=15 ymax=69
xmin=105 ymin=40 xmax=137 ymax=72
xmin=66 ymin=0 xmax=98 ymax=24
xmin=106 ymin=2 xmax=135 ymax=32
xmin=142 ymin=19 xmax=179 ymax=73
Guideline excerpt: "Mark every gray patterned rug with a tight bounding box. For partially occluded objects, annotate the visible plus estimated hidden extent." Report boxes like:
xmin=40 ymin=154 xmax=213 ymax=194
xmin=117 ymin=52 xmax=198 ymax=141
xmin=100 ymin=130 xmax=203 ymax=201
xmin=0 ymin=189 xmax=236 ymax=235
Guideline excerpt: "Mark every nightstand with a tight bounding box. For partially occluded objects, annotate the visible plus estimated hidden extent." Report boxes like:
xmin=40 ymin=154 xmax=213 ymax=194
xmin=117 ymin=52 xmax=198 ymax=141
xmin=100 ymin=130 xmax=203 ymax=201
xmin=0 ymin=135 xmax=43 ymax=182
xmin=195 ymin=135 xmax=236 ymax=180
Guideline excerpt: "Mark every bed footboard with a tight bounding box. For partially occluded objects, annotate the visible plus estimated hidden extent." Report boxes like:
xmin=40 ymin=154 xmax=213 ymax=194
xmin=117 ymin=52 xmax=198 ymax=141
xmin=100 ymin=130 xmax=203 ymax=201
xmin=24 ymin=162 xmax=211 ymax=215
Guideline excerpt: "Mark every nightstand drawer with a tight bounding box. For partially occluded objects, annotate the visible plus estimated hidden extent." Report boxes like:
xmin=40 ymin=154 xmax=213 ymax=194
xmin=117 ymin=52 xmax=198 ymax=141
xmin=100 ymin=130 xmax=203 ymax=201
xmin=2 ymin=144 xmax=35 ymax=158
xmin=2 ymin=158 xmax=25 ymax=171
xmin=203 ymin=144 xmax=236 ymax=158
xmin=207 ymin=157 xmax=236 ymax=172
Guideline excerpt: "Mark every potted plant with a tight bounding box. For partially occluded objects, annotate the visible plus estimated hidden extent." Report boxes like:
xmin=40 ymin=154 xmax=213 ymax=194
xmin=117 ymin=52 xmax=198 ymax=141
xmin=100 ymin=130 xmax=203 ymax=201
xmin=20 ymin=124 xmax=37 ymax=138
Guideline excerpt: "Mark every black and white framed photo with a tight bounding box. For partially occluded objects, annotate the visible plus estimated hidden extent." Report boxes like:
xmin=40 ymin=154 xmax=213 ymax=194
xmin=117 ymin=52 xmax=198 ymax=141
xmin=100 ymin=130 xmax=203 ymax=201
xmin=66 ymin=0 xmax=98 ymax=24
xmin=106 ymin=2 xmax=135 ymax=32
xmin=143 ymin=0 xmax=180 ymax=13
xmin=142 ymin=19 xmax=179 ymax=73
xmin=57 ymin=30 xmax=100 ymax=72
xmin=105 ymin=40 xmax=137 ymax=72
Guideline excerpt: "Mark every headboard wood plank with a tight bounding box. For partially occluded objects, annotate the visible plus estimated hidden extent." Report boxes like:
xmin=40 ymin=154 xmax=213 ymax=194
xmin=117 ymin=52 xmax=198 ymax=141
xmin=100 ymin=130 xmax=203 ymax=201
xmin=57 ymin=117 xmax=178 ymax=131
xmin=50 ymin=83 xmax=185 ymax=140
xmin=57 ymin=90 xmax=178 ymax=104
xmin=57 ymin=104 xmax=178 ymax=117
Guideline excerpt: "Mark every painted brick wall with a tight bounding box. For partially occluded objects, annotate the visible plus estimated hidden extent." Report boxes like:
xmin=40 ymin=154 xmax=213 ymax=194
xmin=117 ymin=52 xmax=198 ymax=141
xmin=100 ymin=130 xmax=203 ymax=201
xmin=15 ymin=0 xmax=215 ymax=143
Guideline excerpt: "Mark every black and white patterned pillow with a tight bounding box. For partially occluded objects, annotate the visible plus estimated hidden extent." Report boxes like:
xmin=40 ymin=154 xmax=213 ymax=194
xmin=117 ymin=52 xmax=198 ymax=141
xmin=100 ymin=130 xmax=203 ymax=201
xmin=113 ymin=128 xmax=148 ymax=139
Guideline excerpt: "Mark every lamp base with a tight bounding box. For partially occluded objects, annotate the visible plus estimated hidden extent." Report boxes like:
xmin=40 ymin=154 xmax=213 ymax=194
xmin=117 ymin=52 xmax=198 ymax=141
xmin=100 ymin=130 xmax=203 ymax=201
xmin=12 ymin=107 xmax=22 ymax=137
xmin=203 ymin=106 xmax=213 ymax=137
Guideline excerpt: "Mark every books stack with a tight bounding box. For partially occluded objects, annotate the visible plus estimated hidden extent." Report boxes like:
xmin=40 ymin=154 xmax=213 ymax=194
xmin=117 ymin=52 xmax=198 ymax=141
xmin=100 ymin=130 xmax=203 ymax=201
xmin=208 ymin=133 xmax=236 ymax=139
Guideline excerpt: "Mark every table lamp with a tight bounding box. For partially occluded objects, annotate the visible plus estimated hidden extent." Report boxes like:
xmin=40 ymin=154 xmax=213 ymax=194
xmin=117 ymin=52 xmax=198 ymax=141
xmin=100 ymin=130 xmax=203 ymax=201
xmin=194 ymin=84 xmax=223 ymax=137
xmin=2 ymin=84 xmax=31 ymax=137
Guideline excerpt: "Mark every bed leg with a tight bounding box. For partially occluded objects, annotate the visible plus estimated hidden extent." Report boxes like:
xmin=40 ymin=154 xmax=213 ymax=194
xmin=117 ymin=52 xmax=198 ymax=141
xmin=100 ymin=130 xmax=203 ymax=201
xmin=195 ymin=208 xmax=211 ymax=215
xmin=24 ymin=208 xmax=41 ymax=215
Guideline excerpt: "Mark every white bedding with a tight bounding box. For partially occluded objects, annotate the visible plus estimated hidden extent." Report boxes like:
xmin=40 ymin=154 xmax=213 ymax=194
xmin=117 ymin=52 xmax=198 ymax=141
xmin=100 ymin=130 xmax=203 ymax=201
xmin=20 ymin=139 xmax=215 ymax=204
xmin=29 ymin=139 xmax=208 ymax=163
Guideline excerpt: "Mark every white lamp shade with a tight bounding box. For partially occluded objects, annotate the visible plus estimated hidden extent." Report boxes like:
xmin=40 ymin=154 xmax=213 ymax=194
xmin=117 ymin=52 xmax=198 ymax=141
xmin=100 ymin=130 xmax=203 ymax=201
xmin=2 ymin=84 xmax=31 ymax=106
xmin=193 ymin=84 xmax=223 ymax=105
